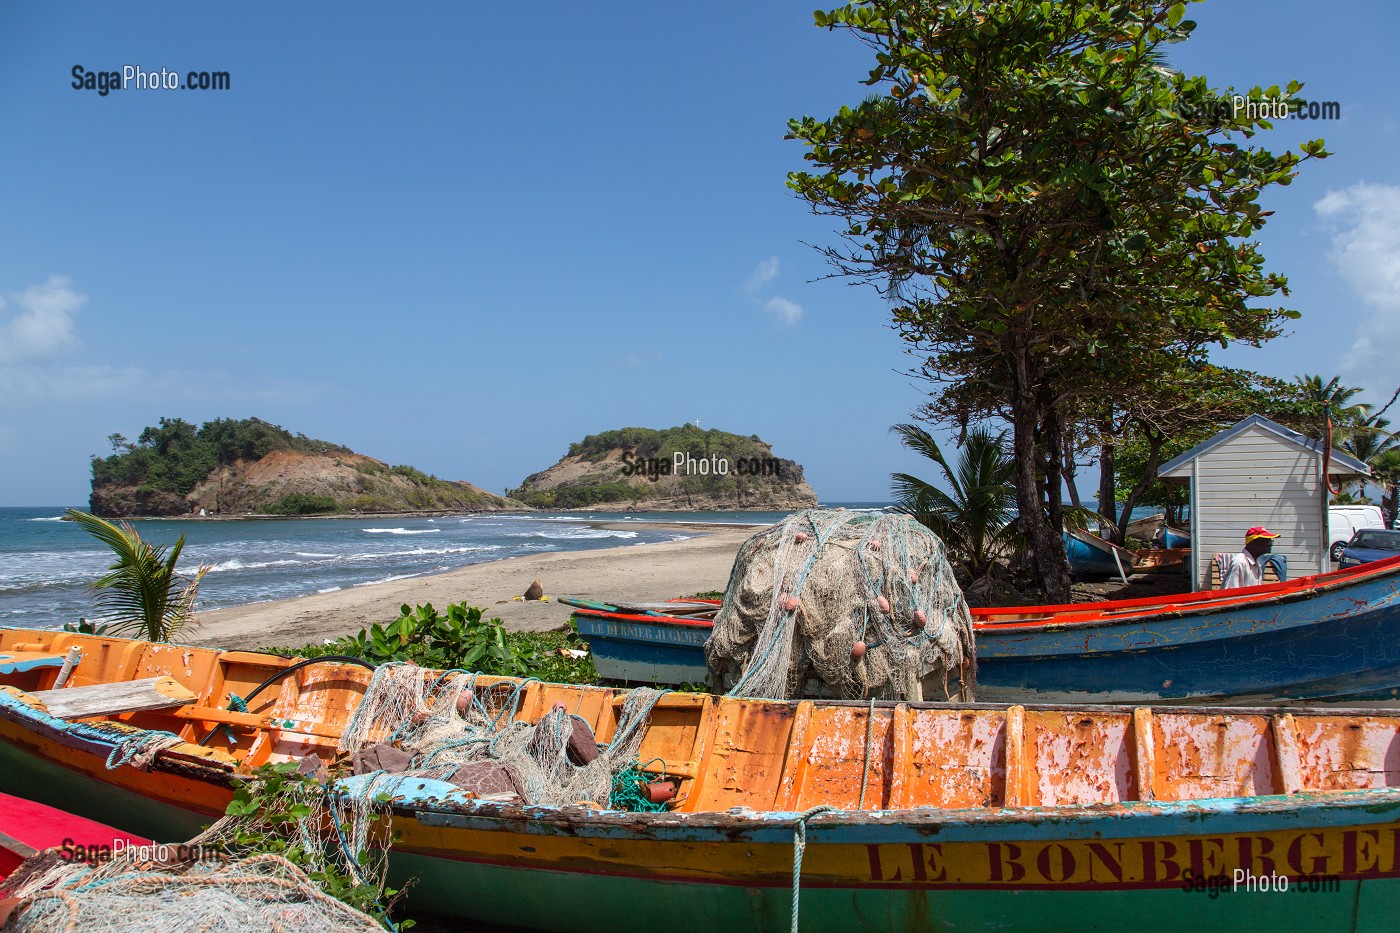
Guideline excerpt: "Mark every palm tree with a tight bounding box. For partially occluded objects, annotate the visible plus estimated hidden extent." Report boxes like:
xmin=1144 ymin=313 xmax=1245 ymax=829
xmin=1372 ymin=449 xmax=1400 ymax=528
xmin=890 ymin=424 xmax=1018 ymax=579
xmin=1293 ymin=374 xmax=1370 ymax=444
xmin=66 ymin=510 xmax=209 ymax=642
xmin=1341 ymin=416 xmax=1399 ymax=501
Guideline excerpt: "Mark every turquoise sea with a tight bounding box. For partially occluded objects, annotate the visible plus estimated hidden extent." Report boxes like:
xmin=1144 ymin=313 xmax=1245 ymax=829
xmin=0 ymin=504 xmax=891 ymax=630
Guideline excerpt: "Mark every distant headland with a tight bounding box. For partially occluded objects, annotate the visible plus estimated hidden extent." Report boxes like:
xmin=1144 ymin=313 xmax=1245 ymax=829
xmin=507 ymin=425 xmax=819 ymax=511
xmin=88 ymin=417 xmax=521 ymax=518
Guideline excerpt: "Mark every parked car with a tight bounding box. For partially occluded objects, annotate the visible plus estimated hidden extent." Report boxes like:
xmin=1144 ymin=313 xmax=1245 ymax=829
xmin=1329 ymin=504 xmax=1386 ymax=562
xmin=1338 ymin=528 xmax=1400 ymax=568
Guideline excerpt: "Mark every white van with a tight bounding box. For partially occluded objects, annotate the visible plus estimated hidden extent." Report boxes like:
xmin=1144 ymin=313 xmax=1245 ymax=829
xmin=1329 ymin=504 xmax=1386 ymax=562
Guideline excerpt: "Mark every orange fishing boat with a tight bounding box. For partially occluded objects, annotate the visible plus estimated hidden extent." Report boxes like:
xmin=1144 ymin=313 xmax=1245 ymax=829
xmin=4 ymin=627 xmax=1400 ymax=930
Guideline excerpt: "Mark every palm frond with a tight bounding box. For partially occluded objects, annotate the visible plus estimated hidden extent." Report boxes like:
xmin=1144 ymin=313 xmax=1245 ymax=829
xmin=65 ymin=509 xmax=206 ymax=642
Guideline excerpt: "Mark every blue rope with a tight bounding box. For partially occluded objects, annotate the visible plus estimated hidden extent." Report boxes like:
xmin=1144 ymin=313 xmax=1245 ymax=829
xmin=791 ymin=806 xmax=837 ymax=933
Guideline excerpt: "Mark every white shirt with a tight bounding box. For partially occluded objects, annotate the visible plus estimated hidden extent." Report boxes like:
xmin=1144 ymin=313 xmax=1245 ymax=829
xmin=1220 ymin=550 xmax=1264 ymax=589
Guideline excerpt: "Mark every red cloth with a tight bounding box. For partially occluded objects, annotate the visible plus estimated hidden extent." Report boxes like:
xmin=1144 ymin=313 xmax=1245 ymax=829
xmin=0 ymin=792 xmax=150 ymax=880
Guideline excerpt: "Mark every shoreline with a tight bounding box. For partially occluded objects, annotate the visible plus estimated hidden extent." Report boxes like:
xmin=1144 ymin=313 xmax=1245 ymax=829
xmin=193 ymin=524 xmax=754 ymax=651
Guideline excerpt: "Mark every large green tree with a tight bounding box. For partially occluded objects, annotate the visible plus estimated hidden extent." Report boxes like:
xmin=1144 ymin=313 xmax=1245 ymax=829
xmin=788 ymin=0 xmax=1325 ymax=599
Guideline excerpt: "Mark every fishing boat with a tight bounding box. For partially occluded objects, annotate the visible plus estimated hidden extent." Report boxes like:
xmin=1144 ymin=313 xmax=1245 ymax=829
xmin=563 ymin=597 xmax=718 ymax=684
xmin=1162 ymin=524 xmax=1191 ymax=549
xmin=1064 ymin=528 xmax=1125 ymax=578
xmin=569 ymin=556 xmax=1400 ymax=703
xmin=1064 ymin=528 xmax=1188 ymax=579
xmin=3 ymin=628 xmax=1400 ymax=930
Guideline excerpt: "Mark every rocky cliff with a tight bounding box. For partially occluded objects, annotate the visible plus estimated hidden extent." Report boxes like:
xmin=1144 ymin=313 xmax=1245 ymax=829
xmin=508 ymin=425 xmax=819 ymax=511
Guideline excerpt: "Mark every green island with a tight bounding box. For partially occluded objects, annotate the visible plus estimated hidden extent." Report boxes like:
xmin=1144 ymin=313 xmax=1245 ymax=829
xmin=507 ymin=424 xmax=819 ymax=510
xmin=88 ymin=416 xmax=520 ymax=517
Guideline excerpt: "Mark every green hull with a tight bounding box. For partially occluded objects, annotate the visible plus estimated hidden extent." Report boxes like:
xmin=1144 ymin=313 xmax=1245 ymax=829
xmin=393 ymin=850 xmax=1399 ymax=933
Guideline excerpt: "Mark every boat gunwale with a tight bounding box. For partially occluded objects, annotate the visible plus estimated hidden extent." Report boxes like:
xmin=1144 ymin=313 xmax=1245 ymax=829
xmin=973 ymin=553 xmax=1400 ymax=632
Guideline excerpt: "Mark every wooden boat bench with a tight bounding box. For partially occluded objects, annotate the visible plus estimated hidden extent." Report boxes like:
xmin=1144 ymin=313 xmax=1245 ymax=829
xmin=27 ymin=676 xmax=197 ymax=720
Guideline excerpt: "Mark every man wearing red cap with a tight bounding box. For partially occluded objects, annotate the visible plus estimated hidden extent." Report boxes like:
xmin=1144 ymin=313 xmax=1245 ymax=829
xmin=1219 ymin=526 xmax=1281 ymax=589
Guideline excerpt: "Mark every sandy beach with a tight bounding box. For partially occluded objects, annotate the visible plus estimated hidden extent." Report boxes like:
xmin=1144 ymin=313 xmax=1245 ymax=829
xmin=193 ymin=523 xmax=753 ymax=651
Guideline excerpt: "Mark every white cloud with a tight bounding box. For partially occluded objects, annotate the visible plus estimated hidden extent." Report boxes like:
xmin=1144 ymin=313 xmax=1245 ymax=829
xmin=764 ymin=296 xmax=804 ymax=326
xmin=1314 ymin=183 xmax=1400 ymax=392
xmin=746 ymin=256 xmax=780 ymax=292
xmin=0 ymin=275 xmax=342 ymax=410
xmin=0 ymin=276 xmax=85 ymax=364
xmin=744 ymin=257 xmax=804 ymax=326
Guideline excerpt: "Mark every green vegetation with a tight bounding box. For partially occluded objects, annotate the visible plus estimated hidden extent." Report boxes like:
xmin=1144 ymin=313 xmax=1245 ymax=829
xmin=891 ymin=425 xmax=1018 ymax=579
xmin=269 ymin=602 xmax=598 ymax=684
xmin=790 ymin=0 xmax=1326 ymax=600
xmin=512 ymin=424 xmax=799 ymax=508
xmin=522 ymin=482 xmax=645 ymax=509
xmin=565 ymin=424 xmax=775 ymax=464
xmin=223 ymin=762 xmax=408 ymax=929
xmin=266 ymin=494 xmax=340 ymax=515
xmin=1290 ymin=374 xmax=1400 ymax=524
xmin=92 ymin=417 xmax=349 ymax=497
xmin=65 ymin=509 xmax=208 ymax=642
xmin=90 ymin=416 xmax=506 ymax=516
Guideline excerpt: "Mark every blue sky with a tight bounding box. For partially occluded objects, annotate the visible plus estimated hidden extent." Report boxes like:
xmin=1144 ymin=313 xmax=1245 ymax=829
xmin=2 ymin=1 xmax=1397 ymax=506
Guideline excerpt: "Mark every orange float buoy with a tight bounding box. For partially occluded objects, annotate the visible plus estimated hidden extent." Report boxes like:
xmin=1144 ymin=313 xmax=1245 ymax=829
xmin=794 ymin=531 xmax=808 ymax=543
xmin=455 ymin=690 xmax=476 ymax=716
xmin=851 ymin=640 xmax=867 ymax=659
xmin=644 ymin=780 xmax=677 ymax=805
xmin=913 ymin=609 xmax=927 ymax=626
xmin=876 ymin=595 xmax=890 ymax=614
xmin=910 ymin=571 xmax=919 ymax=584
xmin=869 ymin=539 xmax=881 ymax=551
xmin=784 ymin=596 xmax=800 ymax=612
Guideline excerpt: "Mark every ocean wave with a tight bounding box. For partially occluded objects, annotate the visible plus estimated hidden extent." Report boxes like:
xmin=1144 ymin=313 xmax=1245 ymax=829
xmin=345 ymin=545 xmax=501 ymax=561
xmin=27 ymin=516 xmax=66 ymax=522
xmin=512 ymin=528 xmax=638 ymax=541
xmin=362 ymin=528 xmax=440 ymax=535
xmin=353 ymin=572 xmax=424 ymax=587
xmin=317 ymin=586 xmax=343 ymax=594
xmin=208 ymin=558 xmax=306 ymax=573
xmin=295 ymin=551 xmax=338 ymax=559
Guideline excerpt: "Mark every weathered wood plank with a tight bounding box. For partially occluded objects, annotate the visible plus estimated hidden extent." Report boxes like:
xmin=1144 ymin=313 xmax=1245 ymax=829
xmin=1133 ymin=707 xmax=1156 ymax=802
xmin=1272 ymin=712 xmax=1304 ymax=795
xmin=1003 ymin=705 xmax=1026 ymax=807
xmin=30 ymin=676 xmax=195 ymax=720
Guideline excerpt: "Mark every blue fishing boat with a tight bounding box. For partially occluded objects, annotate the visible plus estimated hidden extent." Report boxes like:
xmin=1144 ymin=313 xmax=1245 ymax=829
xmin=571 ymin=557 xmax=1400 ymax=703
xmin=1162 ymin=524 xmax=1190 ymax=549
xmin=567 ymin=603 xmax=714 ymax=685
xmin=974 ymin=555 xmax=1400 ymax=703
xmin=1064 ymin=528 xmax=1125 ymax=578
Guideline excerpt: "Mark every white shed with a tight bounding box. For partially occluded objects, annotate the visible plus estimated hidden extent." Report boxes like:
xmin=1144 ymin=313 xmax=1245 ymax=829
xmin=1156 ymin=414 xmax=1369 ymax=590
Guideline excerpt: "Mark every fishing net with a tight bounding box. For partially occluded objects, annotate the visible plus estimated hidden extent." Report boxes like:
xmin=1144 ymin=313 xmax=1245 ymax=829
xmin=705 ymin=509 xmax=976 ymax=701
xmin=337 ymin=662 xmax=667 ymax=810
xmin=0 ymin=850 xmax=385 ymax=933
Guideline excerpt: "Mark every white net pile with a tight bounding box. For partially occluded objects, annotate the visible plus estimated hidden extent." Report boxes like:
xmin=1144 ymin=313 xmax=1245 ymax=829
xmin=0 ymin=850 xmax=385 ymax=933
xmin=705 ymin=509 xmax=976 ymax=701
xmin=338 ymin=662 xmax=666 ymax=809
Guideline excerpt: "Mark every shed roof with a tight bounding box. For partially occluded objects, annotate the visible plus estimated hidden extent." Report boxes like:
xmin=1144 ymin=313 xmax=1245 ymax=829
xmin=1157 ymin=413 xmax=1370 ymax=480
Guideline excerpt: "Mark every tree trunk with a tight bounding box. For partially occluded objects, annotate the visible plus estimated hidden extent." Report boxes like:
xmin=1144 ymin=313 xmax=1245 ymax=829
xmin=1115 ymin=425 xmax=1166 ymax=543
xmin=1062 ymin=432 xmax=1082 ymax=509
xmin=1007 ymin=343 xmax=1070 ymax=602
xmin=1043 ymin=398 xmax=1067 ymax=547
xmin=1096 ymin=413 xmax=1118 ymax=536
